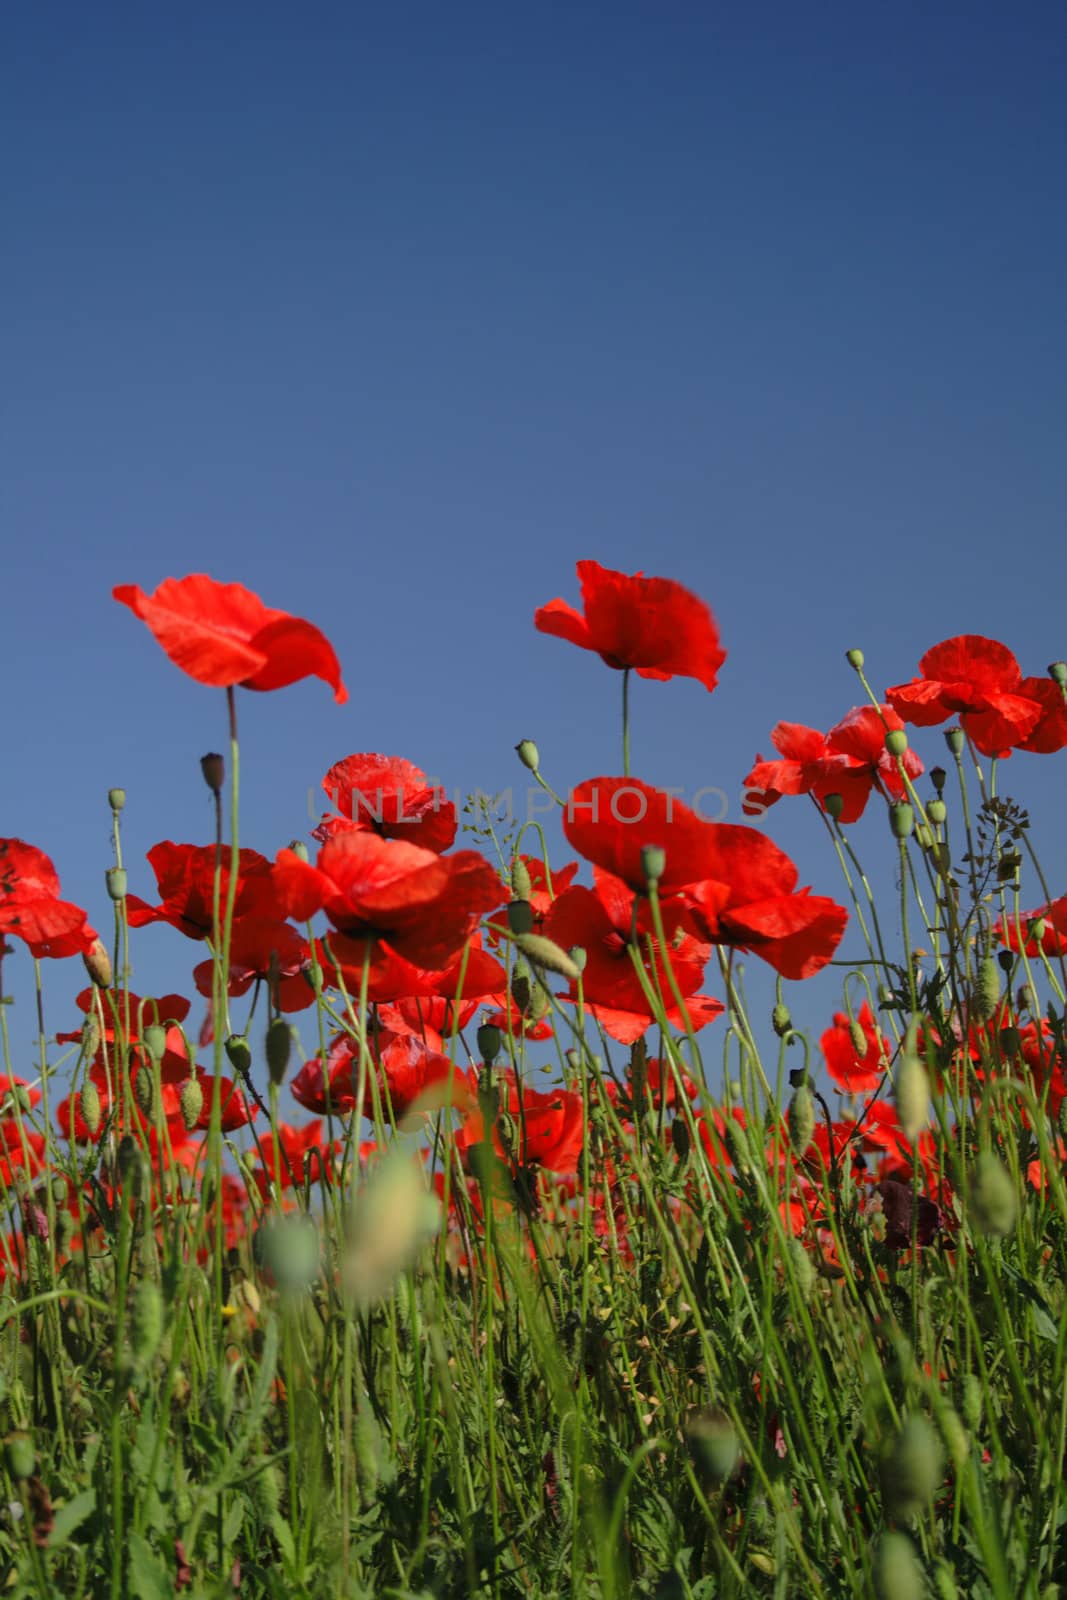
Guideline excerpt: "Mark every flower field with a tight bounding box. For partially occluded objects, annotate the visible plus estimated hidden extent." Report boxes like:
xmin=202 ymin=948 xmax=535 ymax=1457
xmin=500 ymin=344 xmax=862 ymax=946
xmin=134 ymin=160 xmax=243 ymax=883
xmin=1 ymin=563 xmax=1065 ymax=1598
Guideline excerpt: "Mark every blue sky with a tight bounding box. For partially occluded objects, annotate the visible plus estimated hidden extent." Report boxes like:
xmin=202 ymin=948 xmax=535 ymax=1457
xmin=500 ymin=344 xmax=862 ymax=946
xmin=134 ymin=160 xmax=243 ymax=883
xmin=3 ymin=3 xmax=1066 ymax=1085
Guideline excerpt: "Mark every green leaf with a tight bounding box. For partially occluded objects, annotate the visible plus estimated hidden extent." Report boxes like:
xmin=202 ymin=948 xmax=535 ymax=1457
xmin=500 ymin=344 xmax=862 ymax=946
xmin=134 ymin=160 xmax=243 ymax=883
xmin=127 ymin=1531 xmax=172 ymax=1600
xmin=47 ymin=1487 xmax=96 ymax=1546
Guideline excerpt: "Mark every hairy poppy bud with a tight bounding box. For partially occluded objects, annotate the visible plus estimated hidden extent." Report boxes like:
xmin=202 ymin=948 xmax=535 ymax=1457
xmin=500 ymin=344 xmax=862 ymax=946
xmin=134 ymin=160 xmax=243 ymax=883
xmin=873 ymin=1531 xmax=924 ymax=1600
xmin=970 ymin=958 xmax=1000 ymax=1021
xmin=4 ymin=1432 xmax=35 ymax=1481
xmin=927 ymin=799 xmax=946 ymax=825
xmin=1049 ymin=661 xmax=1067 ymax=689
xmin=200 ymin=752 xmax=225 ymax=794
xmin=885 ymin=728 xmax=909 ymax=757
xmin=106 ymin=867 xmax=127 ymax=901
xmin=641 ymin=845 xmax=666 ymax=884
xmin=510 ymin=856 xmax=532 ymax=902
xmin=265 ymin=1018 xmax=292 ymax=1087
xmin=143 ymin=1023 xmax=168 ymax=1064
xmin=134 ymin=1066 xmax=155 ymax=1119
xmin=823 ymin=792 xmax=844 ymax=822
xmin=476 ymin=1022 xmax=502 ymax=1065
xmin=882 ymin=1414 xmax=944 ymax=1521
xmin=772 ymin=1002 xmax=792 ymax=1037
xmin=108 ymin=787 xmax=127 ymax=812
xmin=848 ymin=1018 xmax=867 ymax=1057
xmin=507 ymin=899 xmax=534 ymax=935
xmin=970 ymin=1152 xmax=1016 ymax=1236
xmin=845 ymin=648 xmax=865 ymax=671
xmin=894 ymin=1036 xmax=929 ymax=1142
xmin=787 ymin=1082 xmax=815 ymax=1157
xmin=179 ymin=1077 xmax=204 ymax=1132
xmin=516 ymin=933 xmax=581 ymax=982
xmin=225 ymin=1035 xmax=253 ymax=1077
xmin=960 ymin=1373 xmax=982 ymax=1432
xmin=890 ymin=802 xmax=914 ymax=840
xmin=80 ymin=1081 xmax=103 ymax=1138
xmin=82 ymin=938 xmax=113 ymax=989
xmin=944 ymin=727 xmax=965 ymax=756
xmin=515 ymin=739 xmax=540 ymax=773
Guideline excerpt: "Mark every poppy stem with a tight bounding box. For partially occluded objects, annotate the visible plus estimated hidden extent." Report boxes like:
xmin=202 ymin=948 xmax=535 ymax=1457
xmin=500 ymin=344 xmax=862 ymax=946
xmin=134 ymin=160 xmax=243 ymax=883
xmin=621 ymin=668 xmax=632 ymax=777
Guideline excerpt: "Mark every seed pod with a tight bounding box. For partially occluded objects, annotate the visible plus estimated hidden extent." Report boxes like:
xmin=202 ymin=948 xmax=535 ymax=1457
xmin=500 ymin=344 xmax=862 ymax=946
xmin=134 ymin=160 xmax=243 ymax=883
xmin=200 ymin=752 xmax=225 ymax=793
xmin=845 ymin=648 xmax=865 ymax=671
xmin=970 ymin=958 xmax=1001 ymax=1021
xmin=507 ymin=899 xmax=535 ymax=935
xmin=970 ymin=1152 xmax=1017 ymax=1237
xmin=134 ymin=1066 xmax=155 ymax=1118
xmin=641 ymin=845 xmax=666 ymax=884
xmin=882 ymin=1413 xmax=944 ymax=1521
xmin=476 ymin=1022 xmax=502 ymax=1066
xmin=787 ymin=1083 xmax=816 ymax=1157
xmin=944 ymin=728 xmax=965 ymax=756
xmin=823 ymin=793 xmax=844 ymax=822
xmin=873 ymin=1531 xmax=924 ymax=1600
xmin=515 ymin=739 xmax=540 ymax=773
xmin=890 ymin=802 xmax=914 ymax=840
xmin=266 ymin=1018 xmax=292 ymax=1087
xmin=82 ymin=938 xmax=113 ymax=989
xmin=108 ymin=787 xmax=127 ymax=812
xmin=927 ymin=798 xmax=947 ymax=825
xmin=885 ymin=729 xmax=909 ymax=757
xmin=106 ymin=867 xmax=128 ymax=901
xmin=225 ymin=1035 xmax=253 ymax=1077
xmin=179 ymin=1077 xmax=205 ymax=1132
xmin=80 ymin=1081 xmax=103 ymax=1137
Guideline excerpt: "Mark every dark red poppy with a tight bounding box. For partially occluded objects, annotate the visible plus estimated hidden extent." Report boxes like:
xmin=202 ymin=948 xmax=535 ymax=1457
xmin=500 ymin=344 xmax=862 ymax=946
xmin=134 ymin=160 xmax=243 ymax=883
xmin=315 ymin=754 xmax=457 ymax=854
xmin=535 ymin=561 xmax=726 ymax=691
xmin=273 ymin=832 xmax=501 ymax=971
xmin=821 ymin=1001 xmax=888 ymax=1093
xmin=744 ymin=706 xmax=924 ymax=824
xmin=113 ymin=575 xmax=347 ymax=702
xmin=0 ymin=839 xmax=96 ymax=960
xmin=192 ymin=919 xmax=312 ymax=1011
xmin=885 ymin=636 xmax=1043 ymax=757
xmin=127 ymin=844 xmax=284 ymax=940
xmin=562 ymin=778 xmax=848 ymax=979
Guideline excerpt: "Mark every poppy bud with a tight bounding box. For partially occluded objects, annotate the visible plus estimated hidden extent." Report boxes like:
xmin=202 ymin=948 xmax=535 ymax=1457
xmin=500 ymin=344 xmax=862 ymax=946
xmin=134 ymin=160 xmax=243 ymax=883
xmin=845 ymin=648 xmax=864 ymax=671
xmin=225 ymin=1035 xmax=253 ymax=1077
xmin=507 ymin=899 xmax=534 ymax=935
xmin=970 ymin=958 xmax=1000 ymax=1021
xmin=476 ymin=1022 xmax=502 ymax=1065
xmin=944 ymin=728 xmax=965 ymax=756
xmin=873 ymin=1531 xmax=924 ymax=1600
xmin=641 ymin=845 xmax=666 ymax=885
xmin=1049 ymin=661 xmax=1067 ymax=689
xmin=130 ymin=1279 xmax=163 ymax=1369
xmin=937 ymin=1405 xmax=969 ymax=1471
xmin=848 ymin=1018 xmax=867 ymax=1057
xmin=823 ymin=793 xmax=844 ymax=821
xmin=970 ymin=1152 xmax=1016 ymax=1236
xmin=179 ymin=1077 xmax=204 ymax=1132
xmin=960 ymin=1373 xmax=982 ymax=1432
xmin=80 ymin=1081 xmax=102 ymax=1138
xmin=569 ymin=945 xmax=587 ymax=973
xmin=890 ymin=802 xmax=914 ymax=840
xmin=515 ymin=739 xmax=540 ymax=773
xmin=510 ymin=857 xmax=532 ymax=902
xmin=787 ymin=1083 xmax=815 ymax=1156
xmin=894 ymin=1037 xmax=929 ymax=1142
xmin=1029 ymin=917 xmax=1046 ymax=945
xmin=200 ymin=752 xmax=225 ymax=794
xmin=4 ymin=1432 xmax=35 ymax=1481
xmin=106 ymin=868 xmax=127 ymax=901
xmin=930 ymin=766 xmax=947 ymax=793
xmin=789 ymin=1239 xmax=815 ymax=1300
xmin=134 ymin=1066 xmax=155 ymax=1118
xmin=927 ymin=799 xmax=946 ymax=825
xmin=257 ymin=1213 xmax=321 ymax=1292
xmin=265 ymin=1018 xmax=292 ymax=1087
xmin=772 ymin=1002 xmax=792 ymax=1037
xmin=288 ymin=839 xmax=310 ymax=862
xmin=143 ymin=1024 xmax=168 ymax=1064
xmin=108 ymin=788 xmax=127 ymax=813
xmin=885 ymin=728 xmax=909 ymax=757
xmin=998 ymin=1025 xmax=1021 ymax=1058
xmin=671 ymin=1117 xmax=691 ymax=1161
xmin=516 ymin=933 xmax=581 ymax=983
xmin=882 ymin=1413 xmax=944 ymax=1522
xmin=82 ymin=938 xmax=113 ymax=989
xmin=687 ymin=1410 xmax=738 ymax=1482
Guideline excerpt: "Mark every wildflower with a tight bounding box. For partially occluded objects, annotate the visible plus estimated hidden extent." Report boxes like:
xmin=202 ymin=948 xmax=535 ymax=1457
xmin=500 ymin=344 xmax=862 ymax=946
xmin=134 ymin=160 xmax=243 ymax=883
xmin=0 ymin=839 xmax=96 ymax=960
xmin=886 ymin=636 xmax=1045 ymax=757
xmin=744 ymin=705 xmax=924 ymax=823
xmin=315 ymin=754 xmax=457 ymax=853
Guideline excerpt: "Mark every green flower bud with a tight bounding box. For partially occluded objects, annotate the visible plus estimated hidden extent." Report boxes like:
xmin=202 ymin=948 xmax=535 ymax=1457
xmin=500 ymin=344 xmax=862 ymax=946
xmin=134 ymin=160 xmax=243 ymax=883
xmin=106 ymin=867 xmax=127 ymax=900
xmin=890 ymin=802 xmax=914 ymax=839
xmin=960 ymin=1373 xmax=983 ymax=1432
xmin=885 ymin=728 xmax=909 ymax=757
xmin=937 ymin=1404 xmax=969 ymax=1470
xmin=772 ymin=1002 xmax=792 ymax=1037
xmin=1049 ymin=661 xmax=1067 ymax=689
xmin=80 ymin=1081 xmax=103 ymax=1138
xmin=970 ymin=1151 xmax=1017 ymax=1237
xmin=971 ymin=957 xmax=1001 ymax=1021
xmin=789 ymin=1238 xmax=815 ymax=1300
xmin=225 ymin=1035 xmax=253 ymax=1077
xmin=108 ymin=787 xmax=127 ymax=813
xmin=515 ymin=739 xmax=540 ymax=773
xmin=179 ymin=1077 xmax=205 ymax=1132
xmin=944 ymin=727 xmax=965 ymax=756
xmin=510 ymin=856 xmax=532 ymax=901
xmin=845 ymin=648 xmax=865 ymax=671
xmin=927 ymin=798 xmax=947 ymax=825
xmin=143 ymin=1024 xmax=168 ymax=1064
xmin=266 ymin=1018 xmax=292 ymax=1087
xmin=873 ymin=1530 xmax=924 ymax=1600
xmin=823 ymin=792 xmax=844 ymax=822
xmin=894 ymin=1040 xmax=929 ymax=1143
xmin=506 ymin=898 xmax=534 ymax=935
xmin=516 ymin=932 xmax=581 ymax=982
xmin=848 ymin=1018 xmax=867 ymax=1057
xmin=568 ymin=945 xmax=587 ymax=973
xmin=4 ymin=1432 xmax=35 ymax=1481
xmin=641 ymin=844 xmax=666 ymax=884
xmin=882 ymin=1413 xmax=944 ymax=1521
xmin=787 ymin=1083 xmax=816 ymax=1157
xmin=134 ymin=1066 xmax=155 ymax=1119
xmin=287 ymin=839 xmax=310 ymax=862
xmin=476 ymin=1022 xmax=502 ymax=1065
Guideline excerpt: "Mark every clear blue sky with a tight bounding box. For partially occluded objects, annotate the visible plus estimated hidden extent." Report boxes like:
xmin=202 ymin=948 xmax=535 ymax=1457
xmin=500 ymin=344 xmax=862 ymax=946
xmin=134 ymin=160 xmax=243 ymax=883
xmin=4 ymin=3 xmax=1066 ymax=1074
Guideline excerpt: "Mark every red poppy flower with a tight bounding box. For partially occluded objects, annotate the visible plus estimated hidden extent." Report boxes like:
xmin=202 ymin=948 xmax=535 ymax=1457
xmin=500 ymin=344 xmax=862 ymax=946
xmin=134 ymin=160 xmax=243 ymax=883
xmin=1015 ymin=677 xmax=1067 ymax=754
xmin=273 ymin=832 xmax=501 ymax=971
xmin=192 ymin=919 xmax=312 ymax=1012
xmin=744 ymin=707 xmax=924 ymax=824
xmin=456 ymin=1073 xmax=585 ymax=1176
xmin=251 ymin=1121 xmax=332 ymax=1196
xmin=821 ymin=1002 xmax=888 ymax=1093
xmin=190 ymin=1069 xmax=256 ymax=1132
xmin=885 ymin=637 xmax=1043 ymax=757
xmin=293 ymin=1030 xmax=473 ymax=1122
xmin=128 ymin=844 xmax=284 ymax=940
xmin=562 ymin=778 xmax=848 ymax=979
xmin=56 ymin=989 xmax=191 ymax=1046
xmin=996 ymin=896 xmax=1067 ymax=959
xmin=0 ymin=839 xmax=96 ymax=960
xmin=113 ymin=575 xmax=347 ymax=702
xmin=315 ymin=754 xmax=457 ymax=854
xmin=535 ymin=561 xmax=726 ymax=691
